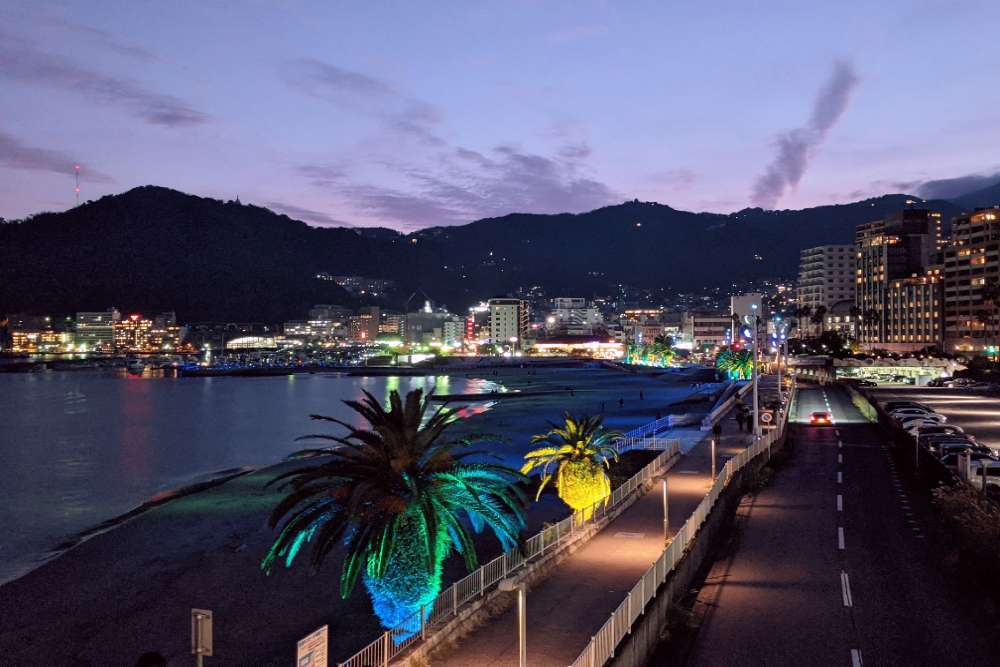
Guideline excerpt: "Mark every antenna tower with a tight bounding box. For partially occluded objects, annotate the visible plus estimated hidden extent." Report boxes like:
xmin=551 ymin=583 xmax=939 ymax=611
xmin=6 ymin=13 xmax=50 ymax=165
xmin=75 ymin=165 xmax=80 ymax=206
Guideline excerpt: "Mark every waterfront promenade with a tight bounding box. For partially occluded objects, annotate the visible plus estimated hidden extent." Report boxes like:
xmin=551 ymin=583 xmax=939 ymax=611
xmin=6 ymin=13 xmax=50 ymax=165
xmin=428 ymin=384 xmax=774 ymax=667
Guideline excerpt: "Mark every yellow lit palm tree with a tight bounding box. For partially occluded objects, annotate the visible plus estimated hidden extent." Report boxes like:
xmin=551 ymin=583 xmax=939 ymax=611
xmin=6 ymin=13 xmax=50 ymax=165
xmin=521 ymin=413 xmax=624 ymax=512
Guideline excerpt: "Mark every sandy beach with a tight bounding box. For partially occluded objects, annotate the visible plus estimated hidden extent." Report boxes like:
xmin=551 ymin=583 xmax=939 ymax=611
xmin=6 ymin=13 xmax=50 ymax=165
xmin=0 ymin=365 xmax=718 ymax=667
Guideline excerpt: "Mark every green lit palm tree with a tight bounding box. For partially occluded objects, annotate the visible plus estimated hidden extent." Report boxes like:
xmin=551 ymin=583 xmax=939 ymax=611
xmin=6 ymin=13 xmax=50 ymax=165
xmin=262 ymin=388 xmax=527 ymax=633
xmin=521 ymin=413 xmax=624 ymax=512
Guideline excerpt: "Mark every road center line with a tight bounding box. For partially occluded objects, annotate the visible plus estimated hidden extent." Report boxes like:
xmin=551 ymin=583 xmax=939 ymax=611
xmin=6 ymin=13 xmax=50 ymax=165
xmin=835 ymin=429 xmax=840 ymax=436
xmin=851 ymin=649 xmax=863 ymax=667
xmin=838 ymin=471 xmax=843 ymax=484
xmin=841 ymin=571 xmax=853 ymax=607
xmin=837 ymin=495 xmax=843 ymax=511
xmin=838 ymin=440 xmax=843 ymax=448
xmin=838 ymin=526 xmax=845 ymax=550
xmin=838 ymin=454 xmax=843 ymax=463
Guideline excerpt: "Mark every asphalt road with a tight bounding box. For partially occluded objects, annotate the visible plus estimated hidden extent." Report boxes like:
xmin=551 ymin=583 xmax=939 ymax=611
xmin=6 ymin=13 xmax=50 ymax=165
xmin=686 ymin=385 xmax=993 ymax=667
xmin=869 ymin=386 xmax=1000 ymax=451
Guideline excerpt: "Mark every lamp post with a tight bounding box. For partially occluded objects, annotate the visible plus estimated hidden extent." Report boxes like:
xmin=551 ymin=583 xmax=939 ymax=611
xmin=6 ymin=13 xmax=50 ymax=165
xmin=748 ymin=304 xmax=760 ymax=439
xmin=653 ymin=475 xmax=669 ymax=542
xmin=711 ymin=435 xmax=717 ymax=481
xmin=498 ymin=578 xmax=526 ymax=667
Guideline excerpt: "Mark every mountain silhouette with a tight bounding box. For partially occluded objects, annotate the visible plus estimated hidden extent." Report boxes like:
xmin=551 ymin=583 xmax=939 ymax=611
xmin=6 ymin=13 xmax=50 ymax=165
xmin=0 ymin=186 xmax=967 ymax=322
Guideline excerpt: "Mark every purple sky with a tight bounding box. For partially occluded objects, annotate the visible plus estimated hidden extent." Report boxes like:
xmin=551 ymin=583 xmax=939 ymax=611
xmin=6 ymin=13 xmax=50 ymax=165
xmin=2 ymin=1 xmax=999 ymax=230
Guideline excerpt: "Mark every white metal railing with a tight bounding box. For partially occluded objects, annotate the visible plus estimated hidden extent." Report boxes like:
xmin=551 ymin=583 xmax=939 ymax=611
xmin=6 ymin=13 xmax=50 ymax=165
xmin=701 ymin=381 xmax=752 ymax=429
xmin=570 ymin=379 xmax=796 ymax=667
xmin=337 ymin=438 xmax=683 ymax=667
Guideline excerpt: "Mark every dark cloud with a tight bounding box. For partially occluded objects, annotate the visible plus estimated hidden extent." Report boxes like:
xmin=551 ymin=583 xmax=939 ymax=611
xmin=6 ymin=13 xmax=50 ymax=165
xmin=311 ymin=142 xmax=618 ymax=229
xmin=296 ymin=165 xmax=346 ymax=188
xmin=0 ymin=31 xmax=209 ymax=128
xmin=0 ymin=131 xmax=114 ymax=182
xmin=285 ymin=60 xmax=616 ymax=228
xmin=751 ymin=62 xmax=861 ymax=209
xmin=265 ymin=201 xmax=350 ymax=227
xmin=913 ymin=172 xmax=1000 ymax=199
xmin=281 ymin=58 xmax=443 ymax=145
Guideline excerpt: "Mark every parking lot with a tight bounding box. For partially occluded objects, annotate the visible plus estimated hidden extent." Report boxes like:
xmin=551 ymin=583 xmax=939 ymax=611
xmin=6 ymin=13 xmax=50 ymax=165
xmin=869 ymin=386 xmax=1000 ymax=451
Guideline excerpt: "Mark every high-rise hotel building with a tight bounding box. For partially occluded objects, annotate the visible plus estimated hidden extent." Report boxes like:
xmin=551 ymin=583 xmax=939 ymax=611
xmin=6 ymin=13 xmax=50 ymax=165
xmin=797 ymin=245 xmax=856 ymax=336
xmin=943 ymin=207 xmax=1000 ymax=352
xmin=856 ymin=207 xmax=945 ymax=351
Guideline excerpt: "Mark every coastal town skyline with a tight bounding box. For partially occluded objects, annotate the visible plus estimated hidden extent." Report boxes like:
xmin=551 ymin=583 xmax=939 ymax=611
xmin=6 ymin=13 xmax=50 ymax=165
xmin=3 ymin=1 xmax=1000 ymax=228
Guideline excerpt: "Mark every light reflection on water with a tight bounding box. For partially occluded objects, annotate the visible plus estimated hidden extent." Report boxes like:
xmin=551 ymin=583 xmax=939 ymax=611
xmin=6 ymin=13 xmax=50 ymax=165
xmin=0 ymin=371 xmax=493 ymax=584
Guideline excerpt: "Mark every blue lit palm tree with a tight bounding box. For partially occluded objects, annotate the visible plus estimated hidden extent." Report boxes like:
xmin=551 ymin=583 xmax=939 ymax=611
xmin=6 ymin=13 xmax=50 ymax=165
xmin=262 ymin=388 xmax=527 ymax=632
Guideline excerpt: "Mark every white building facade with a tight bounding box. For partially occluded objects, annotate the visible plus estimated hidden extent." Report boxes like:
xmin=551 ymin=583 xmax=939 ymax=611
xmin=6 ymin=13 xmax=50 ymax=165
xmin=797 ymin=245 xmax=856 ymax=335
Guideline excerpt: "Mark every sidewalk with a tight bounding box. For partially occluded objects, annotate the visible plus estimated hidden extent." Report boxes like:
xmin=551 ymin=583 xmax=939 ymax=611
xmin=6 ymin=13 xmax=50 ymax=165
xmin=430 ymin=382 xmax=776 ymax=666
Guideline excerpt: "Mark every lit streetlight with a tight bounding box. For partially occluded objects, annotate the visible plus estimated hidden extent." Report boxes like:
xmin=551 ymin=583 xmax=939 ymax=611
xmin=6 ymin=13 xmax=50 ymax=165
xmin=498 ymin=578 xmax=526 ymax=667
xmin=652 ymin=475 xmax=669 ymax=542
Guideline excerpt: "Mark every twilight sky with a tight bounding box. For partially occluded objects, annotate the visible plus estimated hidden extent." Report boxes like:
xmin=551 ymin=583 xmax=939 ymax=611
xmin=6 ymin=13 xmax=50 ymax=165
xmin=2 ymin=1 xmax=999 ymax=230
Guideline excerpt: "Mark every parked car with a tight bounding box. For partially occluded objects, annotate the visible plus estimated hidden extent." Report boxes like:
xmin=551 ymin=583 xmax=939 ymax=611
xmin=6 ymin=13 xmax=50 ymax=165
xmin=809 ymin=411 xmax=833 ymax=426
xmin=965 ymin=382 xmax=1000 ymax=392
xmin=897 ymin=413 xmax=947 ymax=427
xmin=972 ymin=465 xmax=1000 ymax=499
xmin=890 ymin=409 xmax=947 ymax=423
xmin=922 ymin=433 xmax=976 ymax=448
xmin=943 ymin=377 xmax=975 ymax=387
xmin=938 ymin=443 xmax=994 ymax=458
xmin=889 ymin=407 xmax=936 ymax=418
xmin=884 ymin=401 xmax=934 ymax=413
xmin=855 ymin=379 xmax=877 ymax=387
xmin=908 ymin=423 xmax=965 ymax=437
xmin=940 ymin=451 xmax=999 ymax=470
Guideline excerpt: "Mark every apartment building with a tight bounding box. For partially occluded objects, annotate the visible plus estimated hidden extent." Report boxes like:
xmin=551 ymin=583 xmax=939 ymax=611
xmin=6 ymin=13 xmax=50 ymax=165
xmin=488 ymin=298 xmax=528 ymax=346
xmin=856 ymin=208 xmax=943 ymax=347
xmin=943 ymin=207 xmax=1000 ymax=352
xmin=797 ymin=246 xmax=855 ymax=336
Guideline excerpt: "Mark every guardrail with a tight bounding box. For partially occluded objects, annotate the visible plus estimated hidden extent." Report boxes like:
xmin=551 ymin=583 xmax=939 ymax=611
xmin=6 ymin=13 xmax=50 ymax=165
xmin=337 ymin=437 xmax=683 ymax=667
xmin=570 ymin=379 xmax=796 ymax=667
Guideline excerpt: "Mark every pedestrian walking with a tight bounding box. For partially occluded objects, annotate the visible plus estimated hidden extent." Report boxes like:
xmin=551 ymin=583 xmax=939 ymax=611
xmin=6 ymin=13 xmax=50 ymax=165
xmin=639 ymin=391 xmax=644 ymax=401
xmin=619 ymin=398 xmax=624 ymax=409
xmin=602 ymin=402 xmax=606 ymax=411
xmin=735 ymin=411 xmax=745 ymax=433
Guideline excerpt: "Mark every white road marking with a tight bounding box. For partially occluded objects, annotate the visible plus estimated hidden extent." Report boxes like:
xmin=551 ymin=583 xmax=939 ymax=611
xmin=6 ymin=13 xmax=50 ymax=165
xmin=837 ymin=495 xmax=843 ymax=511
xmin=838 ymin=454 xmax=843 ymax=463
xmin=838 ymin=471 xmax=843 ymax=484
xmin=615 ymin=532 xmax=647 ymax=538
xmin=838 ymin=440 xmax=843 ymax=448
xmin=852 ymin=649 xmax=864 ymax=667
xmin=841 ymin=571 xmax=853 ymax=607
xmin=835 ymin=429 xmax=840 ymax=435
xmin=839 ymin=527 xmax=845 ymax=549
xmin=678 ymin=470 xmax=700 ymax=474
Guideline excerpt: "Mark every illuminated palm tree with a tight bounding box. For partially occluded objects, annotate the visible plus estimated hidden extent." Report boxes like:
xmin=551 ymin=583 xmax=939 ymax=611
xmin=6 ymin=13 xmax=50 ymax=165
xmin=262 ymin=388 xmax=527 ymax=632
xmin=521 ymin=413 xmax=624 ymax=512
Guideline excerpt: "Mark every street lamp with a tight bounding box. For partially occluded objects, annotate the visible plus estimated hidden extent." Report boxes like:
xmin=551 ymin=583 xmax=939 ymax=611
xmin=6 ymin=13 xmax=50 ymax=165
xmin=498 ymin=578 xmax=526 ymax=667
xmin=652 ymin=475 xmax=669 ymax=542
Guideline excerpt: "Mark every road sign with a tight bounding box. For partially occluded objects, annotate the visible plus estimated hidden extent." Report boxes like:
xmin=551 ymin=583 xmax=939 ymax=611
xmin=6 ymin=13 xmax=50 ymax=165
xmin=297 ymin=625 xmax=328 ymax=667
xmin=191 ymin=609 xmax=213 ymax=658
xmin=760 ymin=412 xmax=773 ymax=423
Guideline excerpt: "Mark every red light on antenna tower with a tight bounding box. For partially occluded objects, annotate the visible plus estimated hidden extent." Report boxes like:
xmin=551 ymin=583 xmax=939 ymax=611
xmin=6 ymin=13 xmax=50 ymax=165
xmin=75 ymin=165 xmax=80 ymax=170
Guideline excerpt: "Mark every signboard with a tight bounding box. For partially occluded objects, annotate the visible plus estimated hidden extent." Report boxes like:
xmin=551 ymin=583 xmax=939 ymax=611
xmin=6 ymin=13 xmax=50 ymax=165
xmin=191 ymin=609 xmax=213 ymax=657
xmin=297 ymin=625 xmax=328 ymax=667
xmin=760 ymin=412 xmax=773 ymax=424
